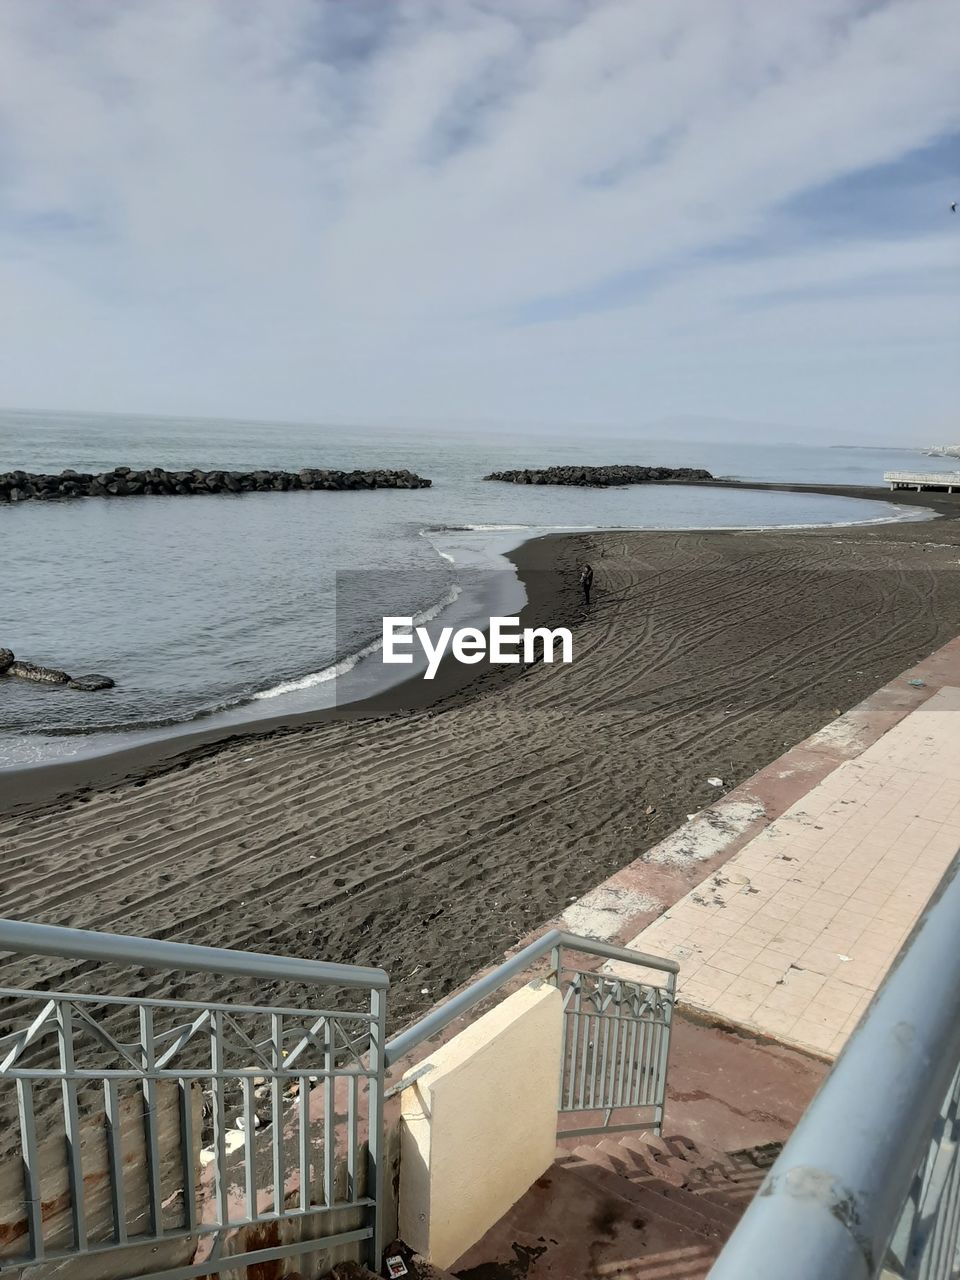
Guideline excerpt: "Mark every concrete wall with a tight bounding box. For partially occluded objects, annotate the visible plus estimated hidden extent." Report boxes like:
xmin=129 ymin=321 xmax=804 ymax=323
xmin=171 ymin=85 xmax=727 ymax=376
xmin=398 ymin=980 xmax=563 ymax=1270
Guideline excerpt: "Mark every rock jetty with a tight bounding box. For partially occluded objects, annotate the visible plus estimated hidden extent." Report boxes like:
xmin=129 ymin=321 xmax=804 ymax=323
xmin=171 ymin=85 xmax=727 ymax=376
xmin=484 ymin=464 xmax=713 ymax=486
xmin=0 ymin=649 xmax=114 ymax=691
xmin=0 ymin=467 xmax=432 ymax=503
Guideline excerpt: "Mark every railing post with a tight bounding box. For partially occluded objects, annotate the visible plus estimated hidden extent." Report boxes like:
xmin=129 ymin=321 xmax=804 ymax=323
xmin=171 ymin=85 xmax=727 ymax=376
xmin=655 ymin=971 xmax=676 ymax=1136
xmin=367 ymin=984 xmax=387 ymax=1272
xmin=550 ymin=944 xmax=563 ymax=1108
xmin=549 ymin=944 xmax=562 ymax=987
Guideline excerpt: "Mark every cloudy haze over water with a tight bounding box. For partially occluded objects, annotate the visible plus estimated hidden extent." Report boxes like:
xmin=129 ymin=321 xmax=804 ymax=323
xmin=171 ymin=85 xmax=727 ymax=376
xmin=0 ymin=0 xmax=957 ymax=442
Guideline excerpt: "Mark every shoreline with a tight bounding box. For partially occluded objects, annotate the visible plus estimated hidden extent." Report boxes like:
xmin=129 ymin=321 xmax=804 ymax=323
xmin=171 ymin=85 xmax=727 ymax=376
xmin=0 ymin=529 xmax=571 ymax=813
xmin=1 ymin=479 xmax=954 ymax=816
xmin=2 ymin=483 xmax=960 ymax=1032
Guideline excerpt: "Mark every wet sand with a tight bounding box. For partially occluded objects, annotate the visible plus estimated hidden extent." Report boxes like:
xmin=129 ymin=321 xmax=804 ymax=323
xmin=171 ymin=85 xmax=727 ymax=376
xmin=2 ymin=483 xmax=960 ymax=1033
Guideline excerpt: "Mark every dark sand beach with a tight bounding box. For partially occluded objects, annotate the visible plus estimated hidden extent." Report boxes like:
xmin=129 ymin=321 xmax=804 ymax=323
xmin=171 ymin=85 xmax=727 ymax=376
xmin=2 ymin=482 xmax=960 ymax=1033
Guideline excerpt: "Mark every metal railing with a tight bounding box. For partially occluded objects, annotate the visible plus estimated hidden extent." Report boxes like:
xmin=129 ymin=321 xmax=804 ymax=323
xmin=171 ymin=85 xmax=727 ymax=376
xmin=385 ymin=927 xmax=679 ymax=1138
xmin=0 ymin=920 xmax=677 ymax=1279
xmin=708 ymin=851 xmax=960 ymax=1280
xmin=0 ymin=919 xmax=388 ymax=1279
xmin=884 ymin=471 xmax=960 ymax=485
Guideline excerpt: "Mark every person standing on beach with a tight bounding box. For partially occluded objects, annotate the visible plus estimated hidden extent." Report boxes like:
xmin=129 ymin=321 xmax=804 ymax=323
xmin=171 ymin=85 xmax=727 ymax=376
xmin=579 ymin=563 xmax=594 ymax=608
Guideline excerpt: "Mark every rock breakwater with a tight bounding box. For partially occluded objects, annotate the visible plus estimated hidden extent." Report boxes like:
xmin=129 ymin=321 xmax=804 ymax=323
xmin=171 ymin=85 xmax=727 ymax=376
xmin=0 ymin=466 xmax=432 ymax=503
xmin=483 ymin=464 xmax=713 ymax=486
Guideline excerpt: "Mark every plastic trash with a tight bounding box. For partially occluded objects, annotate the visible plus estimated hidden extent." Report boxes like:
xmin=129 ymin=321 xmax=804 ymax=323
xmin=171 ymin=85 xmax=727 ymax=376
xmin=707 ymin=776 xmax=724 ymax=787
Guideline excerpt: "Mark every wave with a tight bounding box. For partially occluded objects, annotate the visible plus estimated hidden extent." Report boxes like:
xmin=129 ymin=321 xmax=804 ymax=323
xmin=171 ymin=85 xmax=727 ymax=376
xmin=7 ymin=582 xmax=468 ymax=737
xmin=252 ymin=583 xmax=463 ymax=701
xmin=428 ymin=501 xmax=929 ymax=538
xmin=425 ymin=522 xmax=535 ymax=533
xmin=251 ymin=642 xmax=381 ymax=700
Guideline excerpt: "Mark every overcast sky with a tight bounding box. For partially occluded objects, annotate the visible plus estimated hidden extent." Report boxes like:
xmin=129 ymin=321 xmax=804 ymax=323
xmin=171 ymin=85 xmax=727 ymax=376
xmin=0 ymin=0 xmax=957 ymax=443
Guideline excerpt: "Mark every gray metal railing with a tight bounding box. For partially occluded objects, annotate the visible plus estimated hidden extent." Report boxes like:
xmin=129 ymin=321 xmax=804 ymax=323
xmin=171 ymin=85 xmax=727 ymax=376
xmin=385 ymin=927 xmax=679 ymax=1138
xmin=0 ymin=919 xmax=677 ymax=1279
xmin=708 ymin=851 xmax=960 ymax=1280
xmin=0 ymin=919 xmax=388 ymax=1279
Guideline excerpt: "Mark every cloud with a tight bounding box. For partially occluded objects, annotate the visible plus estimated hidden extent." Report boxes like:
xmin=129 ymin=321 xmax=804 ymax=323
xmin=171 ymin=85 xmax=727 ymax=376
xmin=0 ymin=0 xmax=957 ymax=440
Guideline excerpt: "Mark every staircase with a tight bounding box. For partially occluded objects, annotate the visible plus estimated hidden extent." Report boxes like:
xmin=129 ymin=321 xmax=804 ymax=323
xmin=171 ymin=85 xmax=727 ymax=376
xmin=451 ymin=1131 xmax=781 ymax=1279
xmin=562 ymin=1130 xmax=781 ymax=1218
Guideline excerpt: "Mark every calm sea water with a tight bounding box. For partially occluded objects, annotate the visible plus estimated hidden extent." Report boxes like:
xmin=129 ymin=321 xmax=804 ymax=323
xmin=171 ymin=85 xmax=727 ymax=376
xmin=0 ymin=409 xmax=938 ymax=769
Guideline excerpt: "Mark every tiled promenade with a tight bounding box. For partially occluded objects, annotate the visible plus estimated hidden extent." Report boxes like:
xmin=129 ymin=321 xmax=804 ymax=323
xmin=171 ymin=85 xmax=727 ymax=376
xmin=617 ymin=685 xmax=960 ymax=1057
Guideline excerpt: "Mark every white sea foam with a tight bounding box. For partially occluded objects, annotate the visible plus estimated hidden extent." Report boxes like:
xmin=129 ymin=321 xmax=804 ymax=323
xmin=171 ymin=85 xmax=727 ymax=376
xmin=412 ymin=583 xmax=463 ymax=624
xmin=251 ymin=584 xmax=463 ymax=700
xmin=461 ymin=523 xmax=534 ymax=531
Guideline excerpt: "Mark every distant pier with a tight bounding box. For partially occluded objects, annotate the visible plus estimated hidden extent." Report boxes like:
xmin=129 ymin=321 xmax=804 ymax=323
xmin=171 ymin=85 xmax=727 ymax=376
xmin=884 ymin=470 xmax=960 ymax=493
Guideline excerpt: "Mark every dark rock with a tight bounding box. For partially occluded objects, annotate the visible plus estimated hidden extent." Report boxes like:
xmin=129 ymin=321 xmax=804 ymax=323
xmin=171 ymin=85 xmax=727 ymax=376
xmin=0 ymin=648 xmax=14 ymax=673
xmin=0 ymin=466 xmax=432 ymax=502
xmin=484 ymin=464 xmax=714 ymax=487
xmin=67 ymin=674 xmax=115 ymax=691
xmin=7 ymin=661 xmax=72 ymax=685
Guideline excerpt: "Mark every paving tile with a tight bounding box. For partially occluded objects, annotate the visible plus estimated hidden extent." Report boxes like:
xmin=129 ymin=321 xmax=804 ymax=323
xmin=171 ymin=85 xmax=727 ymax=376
xmin=727 ymin=972 xmax=777 ymax=1001
xmin=722 ymin=936 xmax=766 ymax=963
xmin=756 ymin=944 xmax=800 ymax=970
xmin=710 ymin=990 xmax=762 ymax=1024
xmin=789 ymin=1019 xmax=841 ymax=1054
xmin=757 ymin=1006 xmax=804 ymax=1037
xmin=617 ymin=686 xmax=960 ymax=1060
xmin=816 ymin=981 xmax=863 ymax=1015
xmin=751 ymin=960 xmax=789 ymax=985
xmin=709 ymin=949 xmax=753 ymax=978
xmin=756 ymin=991 xmax=812 ymax=1020
xmin=693 ymin=964 xmax=736 ymax=993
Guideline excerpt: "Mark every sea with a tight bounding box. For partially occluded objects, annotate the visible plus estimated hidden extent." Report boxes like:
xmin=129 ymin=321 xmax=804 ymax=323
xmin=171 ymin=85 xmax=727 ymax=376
xmin=0 ymin=408 xmax=943 ymax=772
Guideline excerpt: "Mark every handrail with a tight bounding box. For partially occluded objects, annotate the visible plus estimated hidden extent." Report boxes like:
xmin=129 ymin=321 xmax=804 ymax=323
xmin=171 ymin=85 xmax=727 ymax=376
xmin=0 ymin=916 xmax=390 ymax=1275
xmin=384 ymin=927 xmax=677 ymax=1067
xmin=0 ymin=917 xmax=390 ymax=990
xmin=707 ymin=849 xmax=960 ymax=1280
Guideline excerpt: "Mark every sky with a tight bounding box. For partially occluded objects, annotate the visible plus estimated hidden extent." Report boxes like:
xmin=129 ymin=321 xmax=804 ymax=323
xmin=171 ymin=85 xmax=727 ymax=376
xmin=0 ymin=0 xmax=957 ymax=444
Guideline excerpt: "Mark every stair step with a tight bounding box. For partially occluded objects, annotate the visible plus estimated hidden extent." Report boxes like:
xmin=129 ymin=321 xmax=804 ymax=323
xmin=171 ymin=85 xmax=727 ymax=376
xmin=619 ymin=1131 xmax=716 ymax=1170
xmin=614 ymin=1133 xmax=772 ymax=1217
xmin=609 ymin=1135 xmax=688 ymax=1187
xmin=578 ymin=1142 xmax=741 ymax=1233
xmin=642 ymin=1177 xmax=741 ymax=1234
xmin=565 ymin=1145 xmax=739 ymax=1239
xmin=563 ymin=1155 xmax=727 ymax=1245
